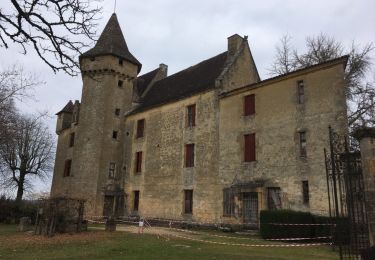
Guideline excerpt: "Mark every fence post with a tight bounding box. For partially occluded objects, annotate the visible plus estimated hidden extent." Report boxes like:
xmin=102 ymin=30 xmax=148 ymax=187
xmin=354 ymin=127 xmax=375 ymax=247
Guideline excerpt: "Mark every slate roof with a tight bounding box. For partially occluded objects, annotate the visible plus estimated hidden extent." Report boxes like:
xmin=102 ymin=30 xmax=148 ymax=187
xmin=136 ymin=68 xmax=160 ymax=97
xmin=131 ymin=51 xmax=228 ymax=113
xmin=80 ymin=13 xmax=142 ymax=72
xmin=56 ymin=100 xmax=74 ymax=115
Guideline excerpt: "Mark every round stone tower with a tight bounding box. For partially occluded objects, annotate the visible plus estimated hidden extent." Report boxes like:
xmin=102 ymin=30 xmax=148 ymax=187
xmin=71 ymin=13 xmax=141 ymax=216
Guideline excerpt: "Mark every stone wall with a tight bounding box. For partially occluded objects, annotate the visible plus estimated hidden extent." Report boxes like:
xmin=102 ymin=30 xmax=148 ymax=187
xmin=218 ymin=61 xmax=347 ymax=217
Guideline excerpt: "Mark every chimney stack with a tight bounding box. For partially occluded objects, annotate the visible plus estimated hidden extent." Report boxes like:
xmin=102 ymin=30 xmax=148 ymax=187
xmin=227 ymin=34 xmax=244 ymax=56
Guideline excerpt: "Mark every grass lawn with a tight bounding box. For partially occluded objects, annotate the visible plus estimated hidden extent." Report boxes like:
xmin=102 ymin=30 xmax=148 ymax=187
xmin=0 ymin=224 xmax=339 ymax=259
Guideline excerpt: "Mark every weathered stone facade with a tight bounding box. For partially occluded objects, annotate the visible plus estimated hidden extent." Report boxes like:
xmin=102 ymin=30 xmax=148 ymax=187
xmin=51 ymin=14 xmax=348 ymax=224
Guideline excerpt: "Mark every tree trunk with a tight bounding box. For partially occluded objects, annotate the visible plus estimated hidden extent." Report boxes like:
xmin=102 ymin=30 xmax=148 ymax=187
xmin=15 ymin=172 xmax=25 ymax=204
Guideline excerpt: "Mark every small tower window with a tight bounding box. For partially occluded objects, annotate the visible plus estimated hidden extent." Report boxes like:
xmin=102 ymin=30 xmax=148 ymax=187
xmin=297 ymin=80 xmax=305 ymax=104
xmin=109 ymin=162 xmax=116 ymax=179
xmin=299 ymin=131 xmax=307 ymax=157
xmin=69 ymin=132 xmax=75 ymax=147
xmin=115 ymin=108 xmax=121 ymax=116
xmin=119 ymin=59 xmax=124 ymax=66
xmin=112 ymin=131 xmax=118 ymax=139
xmin=63 ymin=159 xmax=72 ymax=177
xmin=302 ymin=181 xmax=309 ymax=205
xmin=118 ymin=80 xmax=124 ymax=88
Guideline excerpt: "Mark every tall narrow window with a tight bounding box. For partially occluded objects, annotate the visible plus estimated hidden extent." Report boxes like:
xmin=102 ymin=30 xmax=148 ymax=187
xmin=69 ymin=132 xmax=75 ymax=147
xmin=244 ymin=94 xmax=255 ymax=116
xmin=244 ymin=133 xmax=256 ymax=162
xmin=63 ymin=159 xmax=72 ymax=177
xmin=302 ymin=181 xmax=309 ymax=205
xmin=185 ymin=144 xmax=195 ymax=167
xmin=136 ymin=119 xmax=145 ymax=138
xmin=112 ymin=131 xmax=118 ymax=139
xmin=118 ymin=80 xmax=124 ymax=87
xmin=297 ymin=80 xmax=305 ymax=104
xmin=187 ymin=104 xmax=196 ymax=127
xmin=299 ymin=131 xmax=307 ymax=157
xmin=267 ymin=187 xmax=282 ymax=210
xmin=115 ymin=108 xmax=121 ymax=116
xmin=184 ymin=190 xmax=193 ymax=214
xmin=223 ymin=188 xmax=235 ymax=216
xmin=119 ymin=59 xmax=123 ymax=66
xmin=133 ymin=191 xmax=139 ymax=211
xmin=135 ymin=151 xmax=143 ymax=173
xmin=109 ymin=162 xmax=116 ymax=179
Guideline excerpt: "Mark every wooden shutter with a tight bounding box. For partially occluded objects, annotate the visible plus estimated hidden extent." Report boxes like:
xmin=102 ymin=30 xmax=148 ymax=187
xmin=244 ymin=94 xmax=255 ymax=116
xmin=244 ymin=133 xmax=256 ymax=162
xmin=185 ymin=144 xmax=194 ymax=167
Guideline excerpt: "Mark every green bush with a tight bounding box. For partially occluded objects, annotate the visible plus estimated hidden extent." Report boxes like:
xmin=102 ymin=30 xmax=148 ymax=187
xmin=260 ymin=210 xmax=332 ymax=240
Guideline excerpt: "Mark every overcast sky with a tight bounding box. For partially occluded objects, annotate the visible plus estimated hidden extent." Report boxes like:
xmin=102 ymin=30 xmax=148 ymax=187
xmin=1 ymin=0 xmax=374 ymax=195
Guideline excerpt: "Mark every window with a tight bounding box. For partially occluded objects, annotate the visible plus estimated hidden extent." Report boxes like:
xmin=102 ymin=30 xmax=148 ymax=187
xmin=187 ymin=104 xmax=196 ymax=127
xmin=119 ymin=59 xmax=123 ymax=66
xmin=267 ymin=187 xmax=282 ymax=210
xmin=184 ymin=190 xmax=193 ymax=214
xmin=63 ymin=159 xmax=72 ymax=177
xmin=69 ymin=132 xmax=75 ymax=147
xmin=299 ymin=131 xmax=307 ymax=157
xmin=112 ymin=131 xmax=118 ymax=139
xmin=244 ymin=133 xmax=256 ymax=162
xmin=297 ymin=80 xmax=305 ymax=104
xmin=118 ymin=80 xmax=124 ymax=87
xmin=90 ymin=57 xmax=95 ymax=61
xmin=133 ymin=191 xmax=139 ymax=211
xmin=244 ymin=94 xmax=255 ymax=116
xmin=115 ymin=108 xmax=120 ymax=116
xmin=302 ymin=181 xmax=309 ymax=205
xmin=223 ymin=188 xmax=235 ymax=216
xmin=109 ymin=162 xmax=116 ymax=179
xmin=136 ymin=119 xmax=145 ymax=138
xmin=185 ymin=144 xmax=195 ymax=167
xmin=135 ymin=151 xmax=142 ymax=173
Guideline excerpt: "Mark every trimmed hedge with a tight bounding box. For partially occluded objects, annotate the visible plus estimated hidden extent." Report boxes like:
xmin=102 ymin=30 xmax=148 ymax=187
xmin=260 ymin=210 xmax=331 ymax=240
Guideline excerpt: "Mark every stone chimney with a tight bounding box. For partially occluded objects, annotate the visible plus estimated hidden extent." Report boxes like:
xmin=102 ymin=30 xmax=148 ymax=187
xmin=159 ymin=63 xmax=168 ymax=79
xmin=228 ymin=34 xmax=244 ymax=56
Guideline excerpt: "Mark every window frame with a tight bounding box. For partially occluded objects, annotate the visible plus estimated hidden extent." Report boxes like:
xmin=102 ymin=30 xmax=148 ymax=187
xmin=108 ymin=162 xmax=116 ymax=179
xmin=115 ymin=108 xmax=121 ymax=116
xmin=302 ymin=181 xmax=310 ymax=205
xmin=223 ymin=188 xmax=235 ymax=216
xmin=244 ymin=133 xmax=256 ymax=162
xmin=244 ymin=94 xmax=255 ymax=116
xmin=118 ymin=80 xmax=124 ymax=88
xmin=299 ymin=131 xmax=307 ymax=158
xmin=63 ymin=159 xmax=72 ymax=177
xmin=187 ymin=104 xmax=196 ymax=128
xmin=135 ymin=151 xmax=143 ymax=173
xmin=185 ymin=143 xmax=195 ymax=168
xmin=297 ymin=80 xmax=305 ymax=104
xmin=112 ymin=131 xmax=118 ymax=140
xmin=69 ymin=132 xmax=75 ymax=147
xmin=133 ymin=190 xmax=140 ymax=211
xmin=136 ymin=119 xmax=145 ymax=138
xmin=184 ymin=189 xmax=193 ymax=214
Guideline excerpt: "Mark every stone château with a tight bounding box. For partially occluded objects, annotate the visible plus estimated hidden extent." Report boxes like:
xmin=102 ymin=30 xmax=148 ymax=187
xmin=51 ymin=13 xmax=348 ymax=224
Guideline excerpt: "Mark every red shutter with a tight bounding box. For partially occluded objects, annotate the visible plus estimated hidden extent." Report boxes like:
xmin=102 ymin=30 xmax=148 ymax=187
xmin=244 ymin=134 xmax=256 ymax=162
xmin=244 ymin=94 xmax=255 ymax=116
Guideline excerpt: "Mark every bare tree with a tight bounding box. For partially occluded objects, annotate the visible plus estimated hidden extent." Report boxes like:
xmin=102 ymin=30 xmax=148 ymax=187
xmin=0 ymin=0 xmax=102 ymax=75
xmin=0 ymin=113 xmax=54 ymax=203
xmin=269 ymin=33 xmax=375 ymax=128
xmin=269 ymin=35 xmax=296 ymax=75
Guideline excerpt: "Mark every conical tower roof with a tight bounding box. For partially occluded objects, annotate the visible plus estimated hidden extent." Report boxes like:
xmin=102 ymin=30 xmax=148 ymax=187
xmin=80 ymin=13 xmax=142 ymax=72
